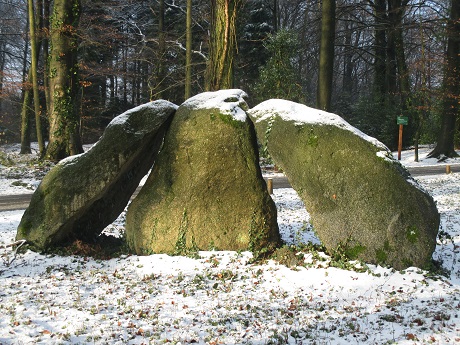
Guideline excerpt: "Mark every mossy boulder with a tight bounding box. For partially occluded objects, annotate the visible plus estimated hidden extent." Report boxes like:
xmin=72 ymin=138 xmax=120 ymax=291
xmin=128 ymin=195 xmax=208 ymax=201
xmin=16 ymin=101 xmax=177 ymax=250
xmin=125 ymin=90 xmax=280 ymax=255
xmin=248 ymin=99 xmax=440 ymax=269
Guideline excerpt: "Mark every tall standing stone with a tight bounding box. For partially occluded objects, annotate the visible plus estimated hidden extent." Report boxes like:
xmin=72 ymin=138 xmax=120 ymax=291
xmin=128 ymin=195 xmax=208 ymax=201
xmin=16 ymin=101 xmax=177 ymax=250
xmin=248 ymin=99 xmax=439 ymax=269
xmin=126 ymin=90 xmax=280 ymax=255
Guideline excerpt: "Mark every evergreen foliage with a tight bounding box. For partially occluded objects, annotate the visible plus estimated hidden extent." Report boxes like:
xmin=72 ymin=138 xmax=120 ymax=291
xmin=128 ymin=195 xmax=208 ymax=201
xmin=253 ymin=29 xmax=304 ymax=103
xmin=235 ymin=0 xmax=274 ymax=100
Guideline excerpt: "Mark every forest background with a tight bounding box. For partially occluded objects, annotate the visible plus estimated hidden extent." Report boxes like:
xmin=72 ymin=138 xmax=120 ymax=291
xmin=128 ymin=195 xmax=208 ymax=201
xmin=0 ymin=0 xmax=459 ymax=160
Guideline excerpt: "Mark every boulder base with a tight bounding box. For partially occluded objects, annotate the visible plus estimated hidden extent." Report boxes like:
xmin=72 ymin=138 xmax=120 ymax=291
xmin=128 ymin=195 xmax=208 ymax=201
xmin=126 ymin=90 xmax=280 ymax=255
xmin=16 ymin=101 xmax=177 ymax=250
xmin=249 ymin=99 xmax=439 ymax=269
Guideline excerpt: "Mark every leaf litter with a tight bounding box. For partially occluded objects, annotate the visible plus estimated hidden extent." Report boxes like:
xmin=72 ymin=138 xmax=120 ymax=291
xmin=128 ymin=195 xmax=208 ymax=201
xmin=0 ymin=144 xmax=460 ymax=344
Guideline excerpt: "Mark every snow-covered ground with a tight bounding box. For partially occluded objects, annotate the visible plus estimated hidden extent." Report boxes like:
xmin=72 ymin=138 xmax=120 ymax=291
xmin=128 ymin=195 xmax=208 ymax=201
xmin=0 ymin=143 xmax=459 ymax=344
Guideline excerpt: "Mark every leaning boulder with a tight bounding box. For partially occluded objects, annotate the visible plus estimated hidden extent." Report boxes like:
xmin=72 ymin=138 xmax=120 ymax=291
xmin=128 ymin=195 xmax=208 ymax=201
xmin=248 ymin=99 xmax=439 ymax=269
xmin=126 ymin=90 xmax=280 ymax=255
xmin=16 ymin=100 xmax=177 ymax=250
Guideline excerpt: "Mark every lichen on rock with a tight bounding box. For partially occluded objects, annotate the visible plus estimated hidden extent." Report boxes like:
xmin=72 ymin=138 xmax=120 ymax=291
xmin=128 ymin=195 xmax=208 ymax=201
xmin=16 ymin=100 xmax=177 ymax=250
xmin=125 ymin=90 xmax=280 ymax=256
xmin=248 ymin=99 xmax=440 ymax=269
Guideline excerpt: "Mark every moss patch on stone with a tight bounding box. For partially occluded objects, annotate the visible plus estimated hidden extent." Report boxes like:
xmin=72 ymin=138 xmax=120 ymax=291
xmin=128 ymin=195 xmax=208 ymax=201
xmin=248 ymin=100 xmax=440 ymax=269
xmin=16 ymin=101 xmax=177 ymax=251
xmin=375 ymin=248 xmax=388 ymax=264
xmin=406 ymin=226 xmax=420 ymax=244
xmin=126 ymin=91 xmax=280 ymax=256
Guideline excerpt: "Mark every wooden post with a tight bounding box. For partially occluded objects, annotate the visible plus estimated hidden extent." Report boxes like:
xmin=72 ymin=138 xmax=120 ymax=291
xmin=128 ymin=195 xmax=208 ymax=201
xmin=446 ymin=165 xmax=451 ymax=174
xmin=267 ymin=178 xmax=273 ymax=195
xmin=397 ymin=124 xmax=403 ymax=160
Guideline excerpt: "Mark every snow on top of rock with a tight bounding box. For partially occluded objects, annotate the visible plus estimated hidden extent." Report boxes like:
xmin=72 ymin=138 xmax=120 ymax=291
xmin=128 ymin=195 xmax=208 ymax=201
xmin=183 ymin=89 xmax=248 ymax=122
xmin=108 ymin=100 xmax=178 ymax=127
xmin=58 ymin=152 xmax=85 ymax=166
xmin=250 ymin=99 xmax=430 ymax=191
xmin=376 ymin=150 xmax=395 ymax=163
xmin=58 ymin=101 xmax=178 ymax=166
xmin=108 ymin=114 xmax=130 ymax=127
xmin=249 ymin=99 xmax=388 ymax=151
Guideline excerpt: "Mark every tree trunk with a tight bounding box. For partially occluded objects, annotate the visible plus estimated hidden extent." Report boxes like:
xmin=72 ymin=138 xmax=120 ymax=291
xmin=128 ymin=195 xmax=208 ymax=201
xmin=0 ymin=41 xmax=5 ymax=116
xmin=386 ymin=2 xmax=397 ymax=108
xmin=140 ymin=54 xmax=148 ymax=102
xmin=136 ymin=60 xmax=141 ymax=105
xmin=20 ymin=88 xmax=33 ymax=154
xmin=110 ymin=74 xmax=115 ymax=100
xmin=414 ymin=17 xmax=429 ymax=162
xmin=45 ymin=0 xmax=83 ymax=161
xmin=428 ymin=0 xmax=460 ymax=158
xmin=152 ymin=0 xmax=166 ymax=100
xmin=389 ymin=0 xmax=410 ymax=108
xmin=342 ymin=15 xmax=354 ymax=98
xmin=20 ymin=12 xmax=32 ymax=154
xmin=317 ymin=0 xmax=336 ymax=111
xmin=373 ymin=0 xmax=387 ymax=103
xmin=43 ymin=0 xmax=51 ymax=117
xmin=28 ymin=0 xmax=45 ymax=156
xmin=122 ymin=45 xmax=128 ymax=104
xmin=273 ymin=0 xmax=279 ymax=32
xmin=205 ymin=0 xmax=241 ymax=91
xmin=185 ymin=0 xmax=192 ymax=100
xmin=132 ymin=60 xmax=137 ymax=105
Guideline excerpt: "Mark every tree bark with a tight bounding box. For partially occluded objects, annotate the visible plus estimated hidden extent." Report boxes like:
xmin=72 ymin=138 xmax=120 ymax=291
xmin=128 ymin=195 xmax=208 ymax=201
xmin=428 ymin=0 xmax=460 ymax=158
xmin=393 ymin=1 xmax=410 ymax=103
xmin=122 ymin=44 xmax=128 ymax=104
xmin=273 ymin=0 xmax=279 ymax=32
xmin=152 ymin=0 xmax=166 ymax=100
xmin=388 ymin=0 xmax=410 ymax=108
xmin=20 ymin=11 xmax=32 ymax=154
xmin=45 ymin=0 xmax=83 ymax=161
xmin=342 ymin=19 xmax=353 ymax=96
xmin=317 ymin=0 xmax=336 ymax=111
xmin=20 ymin=71 xmax=33 ymax=154
xmin=28 ymin=0 xmax=45 ymax=156
xmin=185 ymin=0 xmax=192 ymax=100
xmin=43 ymin=0 xmax=51 ymax=117
xmin=385 ymin=2 xmax=397 ymax=108
xmin=0 ymin=41 xmax=5 ymax=116
xmin=205 ymin=0 xmax=241 ymax=91
xmin=373 ymin=0 xmax=387 ymax=103
xmin=141 ymin=59 xmax=149 ymax=102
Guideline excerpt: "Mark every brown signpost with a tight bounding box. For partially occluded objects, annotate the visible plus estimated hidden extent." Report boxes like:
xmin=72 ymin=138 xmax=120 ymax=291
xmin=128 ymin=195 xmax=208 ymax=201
xmin=397 ymin=116 xmax=408 ymax=160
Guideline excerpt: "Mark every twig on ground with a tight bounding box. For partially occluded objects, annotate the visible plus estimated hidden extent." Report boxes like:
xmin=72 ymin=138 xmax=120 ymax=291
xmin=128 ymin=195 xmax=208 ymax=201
xmin=1 ymin=239 xmax=27 ymax=267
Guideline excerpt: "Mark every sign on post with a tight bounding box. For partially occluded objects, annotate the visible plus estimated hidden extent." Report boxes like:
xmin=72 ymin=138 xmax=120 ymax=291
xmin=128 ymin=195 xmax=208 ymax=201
xmin=396 ymin=116 xmax=408 ymax=160
xmin=397 ymin=116 xmax=408 ymax=126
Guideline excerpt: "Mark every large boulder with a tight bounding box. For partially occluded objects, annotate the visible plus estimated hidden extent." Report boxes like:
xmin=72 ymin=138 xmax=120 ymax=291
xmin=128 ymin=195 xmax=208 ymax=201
xmin=125 ymin=90 xmax=280 ymax=255
xmin=248 ymin=99 xmax=440 ymax=269
xmin=16 ymin=100 xmax=177 ymax=250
